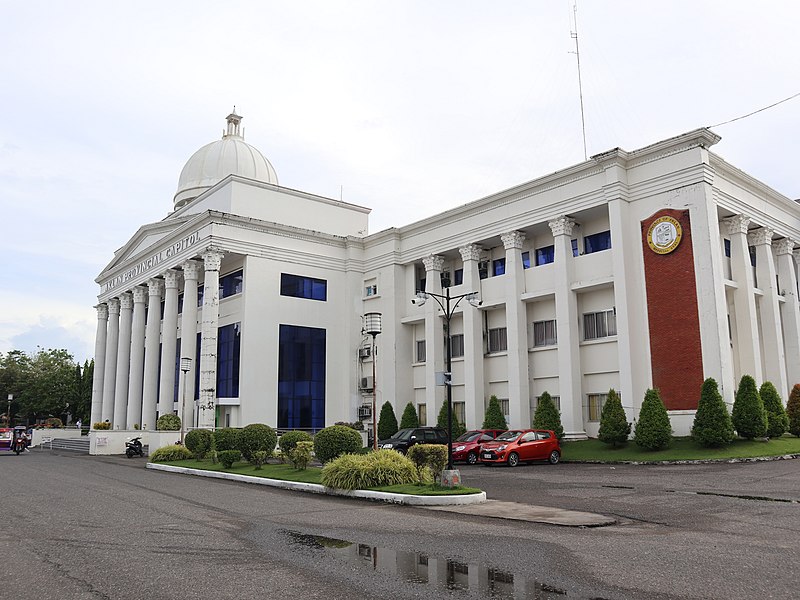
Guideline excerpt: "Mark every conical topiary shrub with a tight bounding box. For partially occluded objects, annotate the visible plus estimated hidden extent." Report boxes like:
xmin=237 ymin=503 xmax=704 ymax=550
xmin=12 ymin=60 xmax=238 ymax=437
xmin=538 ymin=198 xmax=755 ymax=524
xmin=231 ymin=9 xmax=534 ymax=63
xmin=482 ymin=395 xmax=508 ymax=430
xmin=692 ymin=377 xmax=734 ymax=447
xmin=732 ymin=375 xmax=767 ymax=439
xmin=377 ymin=401 xmax=398 ymax=441
xmin=787 ymin=384 xmax=800 ymax=437
xmin=633 ymin=388 xmax=672 ymax=450
xmin=760 ymin=381 xmax=789 ymax=439
xmin=436 ymin=401 xmax=466 ymax=439
xmin=399 ymin=402 xmax=420 ymax=429
xmin=598 ymin=389 xmax=630 ymax=447
xmin=533 ymin=391 xmax=564 ymax=440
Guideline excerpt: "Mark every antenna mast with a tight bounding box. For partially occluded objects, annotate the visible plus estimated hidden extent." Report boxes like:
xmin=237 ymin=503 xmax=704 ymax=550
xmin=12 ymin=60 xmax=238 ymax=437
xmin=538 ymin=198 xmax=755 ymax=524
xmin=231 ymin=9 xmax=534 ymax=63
xmin=570 ymin=1 xmax=588 ymax=161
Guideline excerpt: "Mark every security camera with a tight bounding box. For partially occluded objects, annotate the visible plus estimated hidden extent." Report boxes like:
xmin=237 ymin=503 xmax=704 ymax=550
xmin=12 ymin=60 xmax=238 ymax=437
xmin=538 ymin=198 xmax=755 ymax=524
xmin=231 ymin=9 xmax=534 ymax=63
xmin=411 ymin=293 xmax=428 ymax=307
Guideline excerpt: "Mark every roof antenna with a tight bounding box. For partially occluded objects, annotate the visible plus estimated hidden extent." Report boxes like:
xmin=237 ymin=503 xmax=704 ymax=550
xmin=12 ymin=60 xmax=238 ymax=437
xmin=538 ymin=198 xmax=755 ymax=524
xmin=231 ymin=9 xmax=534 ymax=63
xmin=569 ymin=1 xmax=588 ymax=161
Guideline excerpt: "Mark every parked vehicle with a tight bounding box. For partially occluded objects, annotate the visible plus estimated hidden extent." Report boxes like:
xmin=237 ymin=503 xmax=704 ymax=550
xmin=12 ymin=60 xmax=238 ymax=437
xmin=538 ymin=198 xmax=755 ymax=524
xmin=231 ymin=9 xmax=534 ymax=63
xmin=379 ymin=427 xmax=449 ymax=454
xmin=125 ymin=437 xmax=144 ymax=458
xmin=0 ymin=427 xmax=29 ymax=455
xmin=479 ymin=429 xmax=561 ymax=467
xmin=451 ymin=429 xmax=506 ymax=465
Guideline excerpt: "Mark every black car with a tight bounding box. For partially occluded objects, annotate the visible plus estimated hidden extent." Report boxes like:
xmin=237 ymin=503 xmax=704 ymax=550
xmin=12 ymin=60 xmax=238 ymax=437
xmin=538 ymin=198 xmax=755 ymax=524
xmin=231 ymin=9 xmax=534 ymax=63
xmin=378 ymin=427 xmax=449 ymax=454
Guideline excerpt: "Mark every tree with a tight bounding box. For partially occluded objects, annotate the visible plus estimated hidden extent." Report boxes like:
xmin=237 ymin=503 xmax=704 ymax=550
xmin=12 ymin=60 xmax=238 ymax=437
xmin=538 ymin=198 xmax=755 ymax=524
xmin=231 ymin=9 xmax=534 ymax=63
xmin=598 ymin=389 xmax=630 ymax=447
xmin=760 ymin=381 xmax=788 ymax=439
xmin=533 ymin=391 xmax=564 ymax=440
xmin=0 ymin=350 xmax=30 ymax=425
xmin=23 ymin=349 xmax=78 ymax=424
xmin=377 ymin=401 xmax=398 ymax=441
xmin=399 ymin=402 xmax=419 ymax=429
xmin=634 ymin=388 xmax=672 ymax=450
xmin=787 ymin=384 xmax=800 ymax=437
xmin=482 ymin=395 xmax=508 ymax=430
xmin=436 ymin=401 xmax=466 ymax=439
xmin=692 ymin=377 xmax=734 ymax=447
xmin=732 ymin=375 xmax=767 ymax=439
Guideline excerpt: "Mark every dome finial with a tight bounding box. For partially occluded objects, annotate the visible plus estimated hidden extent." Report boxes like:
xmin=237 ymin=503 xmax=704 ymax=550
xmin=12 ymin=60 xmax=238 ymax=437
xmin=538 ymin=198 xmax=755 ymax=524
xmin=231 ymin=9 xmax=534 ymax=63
xmin=224 ymin=107 xmax=243 ymax=138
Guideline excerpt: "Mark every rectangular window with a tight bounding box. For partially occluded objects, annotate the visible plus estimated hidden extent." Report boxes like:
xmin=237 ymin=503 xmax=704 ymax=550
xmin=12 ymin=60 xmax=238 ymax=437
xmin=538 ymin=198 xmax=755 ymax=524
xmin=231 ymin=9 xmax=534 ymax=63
xmin=217 ymin=322 xmax=241 ymax=397
xmin=571 ymin=239 xmax=579 ymax=257
xmin=535 ymin=395 xmax=561 ymax=412
xmin=724 ymin=239 xmax=731 ymax=258
xmin=493 ymin=258 xmax=506 ymax=276
xmin=454 ymin=268 xmax=464 ymax=286
xmin=278 ymin=324 xmax=326 ymax=430
xmin=488 ymin=327 xmax=508 ymax=353
xmin=535 ymin=245 xmax=555 ymax=266
xmin=418 ymin=404 xmax=427 ymax=426
xmin=586 ymin=393 xmax=608 ymax=422
xmin=521 ymin=251 xmax=531 ymax=269
xmin=500 ymin=398 xmax=510 ymax=419
xmin=584 ymin=230 xmax=612 ymax=254
xmin=197 ymin=286 xmax=204 ymax=308
xmin=450 ymin=334 xmax=465 ymax=358
xmin=478 ymin=261 xmax=489 ymax=280
xmin=417 ymin=277 xmax=426 ymax=293
xmin=177 ymin=293 xmax=184 ymax=314
xmin=220 ymin=269 xmax=243 ymax=299
xmin=453 ymin=401 xmax=466 ymax=426
xmin=583 ymin=309 xmax=617 ymax=340
xmin=365 ymin=285 xmax=378 ymax=297
xmin=280 ymin=273 xmax=327 ymax=301
xmin=749 ymin=245 xmax=756 ymax=267
xmin=533 ymin=320 xmax=557 ymax=347
xmin=440 ymin=271 xmax=451 ymax=288
xmin=416 ymin=340 xmax=426 ymax=363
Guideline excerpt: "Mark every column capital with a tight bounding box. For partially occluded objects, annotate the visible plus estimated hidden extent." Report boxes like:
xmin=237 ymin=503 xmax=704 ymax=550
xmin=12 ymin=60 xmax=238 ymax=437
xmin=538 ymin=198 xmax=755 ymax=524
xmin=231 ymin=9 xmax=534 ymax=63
xmin=182 ymin=259 xmax=202 ymax=281
xmin=202 ymin=247 xmax=225 ymax=271
xmin=501 ymin=231 xmax=525 ymax=250
xmin=775 ymin=238 xmax=795 ymax=256
xmin=107 ymin=297 xmax=121 ymax=315
xmin=132 ymin=285 xmax=148 ymax=303
xmin=722 ymin=214 xmax=751 ymax=236
xmin=163 ymin=269 xmax=181 ymax=289
xmin=747 ymin=227 xmax=773 ymax=247
xmin=147 ymin=278 xmax=164 ymax=297
xmin=95 ymin=303 xmax=109 ymax=321
xmin=459 ymin=244 xmax=482 ymax=262
xmin=422 ymin=254 xmax=445 ymax=273
xmin=119 ymin=292 xmax=133 ymax=311
xmin=548 ymin=216 xmax=577 ymax=237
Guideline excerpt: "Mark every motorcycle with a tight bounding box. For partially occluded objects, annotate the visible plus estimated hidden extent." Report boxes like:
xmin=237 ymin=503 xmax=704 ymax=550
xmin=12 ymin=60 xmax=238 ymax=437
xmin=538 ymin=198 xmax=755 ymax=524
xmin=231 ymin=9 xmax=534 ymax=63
xmin=125 ymin=437 xmax=144 ymax=458
xmin=13 ymin=434 xmax=27 ymax=455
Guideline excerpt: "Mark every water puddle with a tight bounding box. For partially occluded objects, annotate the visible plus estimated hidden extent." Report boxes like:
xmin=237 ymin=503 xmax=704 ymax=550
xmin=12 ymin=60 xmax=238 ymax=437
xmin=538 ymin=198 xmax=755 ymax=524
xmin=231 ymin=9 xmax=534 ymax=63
xmin=282 ymin=529 xmax=568 ymax=599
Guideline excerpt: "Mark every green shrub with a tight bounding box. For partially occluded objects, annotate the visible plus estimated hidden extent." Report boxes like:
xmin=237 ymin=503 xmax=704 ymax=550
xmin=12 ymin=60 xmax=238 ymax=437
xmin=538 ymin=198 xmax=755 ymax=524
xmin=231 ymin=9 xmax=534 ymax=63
xmin=156 ymin=414 xmax=181 ymax=431
xmin=761 ymin=381 xmax=789 ymax=438
xmin=692 ymin=378 xmax=735 ymax=447
xmin=788 ymin=384 xmax=800 ymax=437
xmin=406 ymin=443 xmax=448 ymax=483
xmin=150 ymin=444 xmax=192 ymax=462
xmin=436 ymin=401 xmax=466 ymax=439
xmin=250 ymin=450 xmax=271 ymax=470
xmin=399 ymin=402 xmax=420 ymax=429
xmin=217 ymin=449 xmax=242 ymax=469
xmin=289 ymin=441 xmax=314 ymax=470
xmin=278 ymin=430 xmax=313 ymax=460
xmin=334 ymin=421 xmax=364 ymax=430
xmin=133 ymin=423 xmax=140 ymax=430
xmin=93 ymin=421 xmax=111 ymax=430
xmin=634 ymin=388 xmax=672 ymax=450
xmin=314 ymin=425 xmax=363 ymax=463
xmin=598 ymin=389 xmax=630 ymax=447
xmin=44 ymin=417 xmax=63 ymax=428
xmin=483 ymin=395 xmax=508 ymax=430
xmin=321 ymin=449 xmax=418 ymax=490
xmin=732 ymin=375 xmax=767 ymax=439
xmin=377 ymin=401 xmax=399 ymax=441
xmin=533 ymin=391 xmax=564 ymax=440
xmin=237 ymin=423 xmax=277 ymax=462
xmin=184 ymin=429 xmax=213 ymax=459
xmin=213 ymin=427 xmax=240 ymax=452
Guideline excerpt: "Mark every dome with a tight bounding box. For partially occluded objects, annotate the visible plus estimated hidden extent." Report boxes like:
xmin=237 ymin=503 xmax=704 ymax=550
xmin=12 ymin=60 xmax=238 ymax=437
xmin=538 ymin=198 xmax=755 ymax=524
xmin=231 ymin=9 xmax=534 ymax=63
xmin=173 ymin=110 xmax=278 ymax=209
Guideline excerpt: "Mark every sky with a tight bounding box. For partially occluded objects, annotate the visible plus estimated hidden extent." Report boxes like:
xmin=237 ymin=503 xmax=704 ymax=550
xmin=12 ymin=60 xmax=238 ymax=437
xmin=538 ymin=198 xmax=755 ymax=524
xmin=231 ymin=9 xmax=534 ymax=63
xmin=1 ymin=1 xmax=798 ymax=364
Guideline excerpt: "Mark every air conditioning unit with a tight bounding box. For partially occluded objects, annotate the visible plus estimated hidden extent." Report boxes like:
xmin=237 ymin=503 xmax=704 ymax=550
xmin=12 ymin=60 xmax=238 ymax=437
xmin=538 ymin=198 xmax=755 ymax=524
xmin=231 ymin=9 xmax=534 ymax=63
xmin=358 ymin=405 xmax=372 ymax=420
xmin=359 ymin=376 xmax=374 ymax=391
xmin=358 ymin=346 xmax=371 ymax=359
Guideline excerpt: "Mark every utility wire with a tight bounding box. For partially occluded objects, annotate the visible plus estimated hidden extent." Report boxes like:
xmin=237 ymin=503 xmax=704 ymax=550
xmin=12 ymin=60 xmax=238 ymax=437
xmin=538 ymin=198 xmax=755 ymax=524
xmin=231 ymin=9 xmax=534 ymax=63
xmin=708 ymin=91 xmax=800 ymax=128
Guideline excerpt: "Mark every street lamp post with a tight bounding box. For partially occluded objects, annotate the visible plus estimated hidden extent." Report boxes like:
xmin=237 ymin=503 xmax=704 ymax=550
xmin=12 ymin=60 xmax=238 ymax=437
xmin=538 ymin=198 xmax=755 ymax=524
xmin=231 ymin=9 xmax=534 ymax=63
xmin=411 ymin=289 xmax=481 ymax=472
xmin=363 ymin=313 xmax=382 ymax=451
xmin=6 ymin=394 xmax=12 ymax=427
xmin=179 ymin=357 xmax=192 ymax=444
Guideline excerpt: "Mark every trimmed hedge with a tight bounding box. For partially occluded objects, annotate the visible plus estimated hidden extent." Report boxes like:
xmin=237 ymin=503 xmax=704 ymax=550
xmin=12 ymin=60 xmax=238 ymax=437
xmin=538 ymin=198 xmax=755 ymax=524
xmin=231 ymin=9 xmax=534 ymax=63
xmin=761 ymin=381 xmax=789 ymax=438
xmin=213 ymin=427 xmax=240 ymax=452
xmin=314 ymin=425 xmax=363 ymax=463
xmin=634 ymin=388 xmax=672 ymax=451
xmin=437 ymin=401 xmax=466 ymax=439
xmin=598 ymin=389 xmax=630 ymax=447
xmin=238 ymin=423 xmax=277 ymax=462
xmin=692 ymin=377 xmax=734 ymax=447
xmin=184 ymin=429 xmax=213 ymax=459
xmin=788 ymin=384 xmax=800 ymax=437
xmin=407 ymin=443 xmax=448 ymax=483
xmin=483 ymin=395 xmax=508 ymax=430
xmin=321 ymin=449 xmax=418 ymax=490
xmin=278 ymin=430 xmax=313 ymax=458
xmin=399 ymin=402 xmax=419 ymax=429
xmin=732 ymin=375 xmax=767 ymax=439
xmin=533 ymin=391 xmax=564 ymax=441
xmin=377 ymin=401 xmax=399 ymax=441
xmin=150 ymin=444 xmax=192 ymax=462
xmin=218 ymin=449 xmax=242 ymax=469
xmin=156 ymin=414 xmax=181 ymax=431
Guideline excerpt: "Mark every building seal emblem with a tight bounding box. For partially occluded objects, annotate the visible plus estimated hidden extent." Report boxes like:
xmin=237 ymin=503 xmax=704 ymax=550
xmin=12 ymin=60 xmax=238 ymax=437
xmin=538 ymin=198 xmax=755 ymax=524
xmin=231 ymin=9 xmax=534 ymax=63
xmin=647 ymin=216 xmax=682 ymax=254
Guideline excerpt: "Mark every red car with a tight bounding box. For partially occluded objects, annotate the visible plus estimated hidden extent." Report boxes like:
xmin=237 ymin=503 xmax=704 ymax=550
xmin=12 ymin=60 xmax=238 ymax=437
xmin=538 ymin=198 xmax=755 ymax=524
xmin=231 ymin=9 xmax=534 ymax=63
xmin=450 ymin=429 xmax=506 ymax=465
xmin=479 ymin=429 xmax=561 ymax=467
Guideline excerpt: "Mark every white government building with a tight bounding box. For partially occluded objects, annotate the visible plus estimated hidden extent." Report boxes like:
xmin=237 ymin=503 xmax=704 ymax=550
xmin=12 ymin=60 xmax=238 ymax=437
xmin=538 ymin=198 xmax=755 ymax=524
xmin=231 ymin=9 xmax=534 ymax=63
xmin=90 ymin=111 xmax=800 ymax=440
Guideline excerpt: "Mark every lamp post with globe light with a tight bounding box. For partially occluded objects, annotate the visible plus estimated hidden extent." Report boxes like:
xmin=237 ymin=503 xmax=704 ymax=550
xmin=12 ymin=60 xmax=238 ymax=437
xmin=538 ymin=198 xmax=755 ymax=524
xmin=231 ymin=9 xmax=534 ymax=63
xmin=363 ymin=313 xmax=382 ymax=450
xmin=179 ymin=358 xmax=192 ymax=445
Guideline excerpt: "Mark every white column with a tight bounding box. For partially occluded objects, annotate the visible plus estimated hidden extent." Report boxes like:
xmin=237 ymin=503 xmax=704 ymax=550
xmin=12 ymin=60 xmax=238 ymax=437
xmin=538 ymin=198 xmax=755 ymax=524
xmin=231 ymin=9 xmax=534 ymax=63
xmin=100 ymin=298 xmax=120 ymax=424
xmin=112 ymin=292 xmax=133 ymax=428
xmin=459 ymin=244 xmax=485 ymax=429
xmin=423 ymin=254 xmax=446 ymax=423
xmin=776 ymin=239 xmax=800 ymax=392
xmin=723 ymin=215 xmax=763 ymax=383
xmin=749 ymin=227 xmax=787 ymax=394
xmin=141 ymin=278 xmax=164 ymax=430
xmin=198 ymin=248 xmax=224 ymax=429
xmin=126 ymin=286 xmax=147 ymax=428
xmin=501 ymin=231 xmax=530 ymax=428
xmin=90 ymin=303 xmax=108 ymax=428
xmin=158 ymin=269 xmax=181 ymax=417
xmin=179 ymin=260 xmax=201 ymax=432
xmin=549 ymin=216 xmax=585 ymax=438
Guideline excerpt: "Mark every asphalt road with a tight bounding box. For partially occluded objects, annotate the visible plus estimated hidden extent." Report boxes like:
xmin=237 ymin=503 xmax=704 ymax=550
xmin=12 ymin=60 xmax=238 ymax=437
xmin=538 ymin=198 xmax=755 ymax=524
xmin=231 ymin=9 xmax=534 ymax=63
xmin=1 ymin=450 xmax=799 ymax=600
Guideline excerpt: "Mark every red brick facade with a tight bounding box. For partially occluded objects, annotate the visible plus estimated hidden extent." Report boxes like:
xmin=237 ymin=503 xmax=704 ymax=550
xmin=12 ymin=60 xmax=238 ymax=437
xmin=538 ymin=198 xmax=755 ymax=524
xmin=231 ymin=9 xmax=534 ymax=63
xmin=641 ymin=209 xmax=704 ymax=410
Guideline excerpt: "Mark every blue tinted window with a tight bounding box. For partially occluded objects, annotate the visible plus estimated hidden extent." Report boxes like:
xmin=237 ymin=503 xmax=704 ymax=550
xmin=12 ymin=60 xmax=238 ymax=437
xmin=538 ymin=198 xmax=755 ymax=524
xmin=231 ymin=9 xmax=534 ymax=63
xmin=177 ymin=293 xmax=184 ymax=314
xmin=280 ymin=273 xmax=327 ymax=301
xmin=217 ymin=323 xmax=241 ymax=397
xmin=521 ymin=252 xmax=531 ymax=269
xmin=584 ymin=231 xmax=612 ymax=254
xmin=535 ymin=245 xmax=555 ymax=266
xmin=724 ymin=239 xmax=731 ymax=258
xmin=571 ymin=239 xmax=579 ymax=257
xmin=194 ymin=332 xmax=201 ymax=400
xmin=454 ymin=269 xmax=463 ymax=285
xmin=173 ymin=341 xmax=181 ymax=404
xmin=493 ymin=258 xmax=506 ymax=276
xmin=278 ymin=325 xmax=326 ymax=430
xmin=220 ymin=270 xmax=243 ymax=299
xmin=197 ymin=286 xmax=204 ymax=307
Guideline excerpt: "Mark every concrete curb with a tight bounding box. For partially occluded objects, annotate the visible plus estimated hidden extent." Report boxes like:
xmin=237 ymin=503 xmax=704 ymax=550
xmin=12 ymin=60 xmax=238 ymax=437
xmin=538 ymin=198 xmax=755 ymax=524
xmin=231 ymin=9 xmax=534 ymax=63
xmin=146 ymin=463 xmax=487 ymax=506
xmin=565 ymin=453 xmax=800 ymax=466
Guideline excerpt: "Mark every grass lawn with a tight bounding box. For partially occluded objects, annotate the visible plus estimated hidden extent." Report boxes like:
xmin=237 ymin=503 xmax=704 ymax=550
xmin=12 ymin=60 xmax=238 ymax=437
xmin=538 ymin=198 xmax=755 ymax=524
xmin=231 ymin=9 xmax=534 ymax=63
xmin=562 ymin=435 xmax=800 ymax=462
